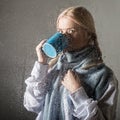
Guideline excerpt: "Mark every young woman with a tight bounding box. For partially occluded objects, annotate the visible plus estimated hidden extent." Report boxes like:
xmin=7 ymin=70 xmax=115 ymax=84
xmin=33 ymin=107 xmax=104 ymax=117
xmin=24 ymin=6 xmax=118 ymax=120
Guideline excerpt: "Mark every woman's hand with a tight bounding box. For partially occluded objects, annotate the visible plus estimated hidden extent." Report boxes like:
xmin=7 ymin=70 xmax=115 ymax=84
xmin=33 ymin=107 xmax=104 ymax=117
xmin=36 ymin=39 xmax=48 ymax=64
xmin=61 ymin=69 xmax=81 ymax=93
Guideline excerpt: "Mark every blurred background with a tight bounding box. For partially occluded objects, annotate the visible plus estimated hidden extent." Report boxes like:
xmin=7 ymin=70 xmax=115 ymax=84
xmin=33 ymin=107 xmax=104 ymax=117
xmin=0 ymin=0 xmax=120 ymax=119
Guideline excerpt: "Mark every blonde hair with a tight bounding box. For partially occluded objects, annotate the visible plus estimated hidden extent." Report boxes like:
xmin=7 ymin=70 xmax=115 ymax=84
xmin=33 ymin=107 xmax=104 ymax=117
xmin=57 ymin=6 xmax=96 ymax=33
xmin=49 ymin=6 xmax=103 ymax=68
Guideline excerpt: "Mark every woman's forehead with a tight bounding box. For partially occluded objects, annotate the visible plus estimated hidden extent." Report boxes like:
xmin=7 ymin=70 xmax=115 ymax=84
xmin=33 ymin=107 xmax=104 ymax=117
xmin=57 ymin=16 xmax=80 ymax=29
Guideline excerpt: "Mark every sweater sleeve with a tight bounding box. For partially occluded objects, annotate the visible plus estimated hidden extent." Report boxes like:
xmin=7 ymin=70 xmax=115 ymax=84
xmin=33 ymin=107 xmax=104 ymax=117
xmin=69 ymin=75 xmax=118 ymax=120
xmin=23 ymin=61 xmax=49 ymax=114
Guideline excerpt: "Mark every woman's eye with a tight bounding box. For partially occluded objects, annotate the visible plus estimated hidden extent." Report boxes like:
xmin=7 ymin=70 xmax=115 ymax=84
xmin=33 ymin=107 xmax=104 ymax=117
xmin=57 ymin=29 xmax=63 ymax=33
xmin=68 ymin=29 xmax=75 ymax=34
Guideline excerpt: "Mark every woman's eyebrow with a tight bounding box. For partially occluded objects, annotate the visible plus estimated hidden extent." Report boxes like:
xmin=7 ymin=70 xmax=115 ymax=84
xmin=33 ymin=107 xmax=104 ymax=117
xmin=57 ymin=27 xmax=78 ymax=30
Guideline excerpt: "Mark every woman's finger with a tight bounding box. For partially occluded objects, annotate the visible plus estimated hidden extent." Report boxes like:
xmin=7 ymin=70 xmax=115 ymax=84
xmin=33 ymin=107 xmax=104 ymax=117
xmin=36 ymin=39 xmax=47 ymax=51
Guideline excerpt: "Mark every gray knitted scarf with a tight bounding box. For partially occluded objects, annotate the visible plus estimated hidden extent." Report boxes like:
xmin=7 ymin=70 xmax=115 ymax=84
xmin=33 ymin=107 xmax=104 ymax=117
xmin=42 ymin=45 xmax=111 ymax=120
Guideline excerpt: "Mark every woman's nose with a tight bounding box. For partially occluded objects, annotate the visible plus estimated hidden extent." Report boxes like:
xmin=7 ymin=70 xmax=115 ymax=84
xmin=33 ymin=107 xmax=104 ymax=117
xmin=61 ymin=30 xmax=67 ymax=34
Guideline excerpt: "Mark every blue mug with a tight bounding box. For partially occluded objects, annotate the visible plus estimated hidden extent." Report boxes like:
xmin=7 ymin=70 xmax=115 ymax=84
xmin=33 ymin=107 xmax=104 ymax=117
xmin=42 ymin=32 xmax=68 ymax=58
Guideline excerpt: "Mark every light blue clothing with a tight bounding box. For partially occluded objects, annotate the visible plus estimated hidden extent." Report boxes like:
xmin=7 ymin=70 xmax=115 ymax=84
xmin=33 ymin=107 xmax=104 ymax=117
xmin=24 ymin=46 xmax=118 ymax=120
